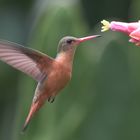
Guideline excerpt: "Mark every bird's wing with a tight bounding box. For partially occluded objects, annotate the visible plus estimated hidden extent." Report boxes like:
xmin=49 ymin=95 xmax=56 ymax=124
xmin=0 ymin=40 xmax=54 ymax=82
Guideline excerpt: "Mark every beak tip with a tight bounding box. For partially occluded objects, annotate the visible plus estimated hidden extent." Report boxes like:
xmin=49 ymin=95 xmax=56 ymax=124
xmin=95 ymin=35 xmax=101 ymax=38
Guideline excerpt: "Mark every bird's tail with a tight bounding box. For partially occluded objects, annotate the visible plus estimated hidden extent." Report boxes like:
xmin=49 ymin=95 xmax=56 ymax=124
xmin=22 ymin=100 xmax=44 ymax=133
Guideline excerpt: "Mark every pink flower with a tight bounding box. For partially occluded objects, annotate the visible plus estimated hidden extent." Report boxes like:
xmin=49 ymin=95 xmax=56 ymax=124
xmin=101 ymin=20 xmax=140 ymax=46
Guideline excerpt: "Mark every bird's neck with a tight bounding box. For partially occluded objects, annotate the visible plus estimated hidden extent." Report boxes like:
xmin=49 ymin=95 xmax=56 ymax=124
xmin=55 ymin=49 xmax=76 ymax=68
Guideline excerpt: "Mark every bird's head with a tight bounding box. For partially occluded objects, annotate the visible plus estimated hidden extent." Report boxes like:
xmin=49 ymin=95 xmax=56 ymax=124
xmin=57 ymin=35 xmax=101 ymax=53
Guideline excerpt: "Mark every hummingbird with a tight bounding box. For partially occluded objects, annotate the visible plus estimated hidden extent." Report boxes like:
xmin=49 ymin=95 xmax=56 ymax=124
xmin=0 ymin=35 xmax=100 ymax=131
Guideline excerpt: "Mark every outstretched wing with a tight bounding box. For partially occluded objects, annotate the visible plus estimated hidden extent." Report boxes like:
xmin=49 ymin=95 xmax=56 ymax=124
xmin=0 ymin=40 xmax=54 ymax=82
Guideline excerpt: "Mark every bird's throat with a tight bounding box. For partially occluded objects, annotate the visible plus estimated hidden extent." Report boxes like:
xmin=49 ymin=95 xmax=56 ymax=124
xmin=56 ymin=49 xmax=76 ymax=67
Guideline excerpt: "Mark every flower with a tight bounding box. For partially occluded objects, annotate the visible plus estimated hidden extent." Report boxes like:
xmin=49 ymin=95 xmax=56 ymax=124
xmin=101 ymin=19 xmax=140 ymax=46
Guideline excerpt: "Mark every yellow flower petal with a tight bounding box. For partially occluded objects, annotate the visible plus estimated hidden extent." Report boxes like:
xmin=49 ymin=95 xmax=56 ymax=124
xmin=101 ymin=20 xmax=110 ymax=32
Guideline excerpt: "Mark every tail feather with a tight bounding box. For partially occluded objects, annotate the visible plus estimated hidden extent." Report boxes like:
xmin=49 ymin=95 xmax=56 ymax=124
xmin=22 ymin=101 xmax=43 ymax=132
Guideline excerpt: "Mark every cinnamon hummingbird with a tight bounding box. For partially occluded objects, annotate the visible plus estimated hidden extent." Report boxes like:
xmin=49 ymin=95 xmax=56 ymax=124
xmin=0 ymin=35 xmax=100 ymax=131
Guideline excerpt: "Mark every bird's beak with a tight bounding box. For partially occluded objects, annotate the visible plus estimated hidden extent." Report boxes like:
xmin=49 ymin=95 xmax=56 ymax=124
xmin=77 ymin=35 xmax=101 ymax=43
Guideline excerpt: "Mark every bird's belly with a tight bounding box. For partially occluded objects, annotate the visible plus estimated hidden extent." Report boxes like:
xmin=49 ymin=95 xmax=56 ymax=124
xmin=44 ymin=69 xmax=71 ymax=96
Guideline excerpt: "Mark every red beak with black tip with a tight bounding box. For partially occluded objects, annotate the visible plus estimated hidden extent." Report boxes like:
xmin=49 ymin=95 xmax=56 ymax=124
xmin=77 ymin=35 xmax=101 ymax=43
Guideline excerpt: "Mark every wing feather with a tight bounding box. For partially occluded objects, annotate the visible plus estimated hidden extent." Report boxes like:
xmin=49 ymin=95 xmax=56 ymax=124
xmin=0 ymin=40 xmax=54 ymax=81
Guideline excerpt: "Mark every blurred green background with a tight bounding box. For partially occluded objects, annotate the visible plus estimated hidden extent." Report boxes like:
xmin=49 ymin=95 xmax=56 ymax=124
xmin=0 ymin=0 xmax=140 ymax=140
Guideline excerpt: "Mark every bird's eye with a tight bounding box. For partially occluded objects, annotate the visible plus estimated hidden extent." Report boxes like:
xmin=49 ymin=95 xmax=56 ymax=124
xmin=66 ymin=39 xmax=73 ymax=44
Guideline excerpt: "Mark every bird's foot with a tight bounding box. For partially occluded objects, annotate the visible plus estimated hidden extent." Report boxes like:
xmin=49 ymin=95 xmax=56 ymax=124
xmin=48 ymin=96 xmax=55 ymax=103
